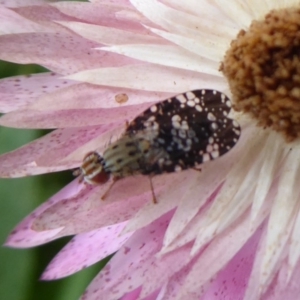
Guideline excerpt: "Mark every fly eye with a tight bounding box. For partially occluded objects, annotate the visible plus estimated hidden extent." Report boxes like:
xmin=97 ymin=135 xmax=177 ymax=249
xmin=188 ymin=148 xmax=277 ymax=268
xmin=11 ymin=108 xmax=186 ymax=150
xmin=88 ymin=172 xmax=110 ymax=184
xmin=83 ymin=151 xmax=102 ymax=163
xmin=83 ymin=151 xmax=96 ymax=160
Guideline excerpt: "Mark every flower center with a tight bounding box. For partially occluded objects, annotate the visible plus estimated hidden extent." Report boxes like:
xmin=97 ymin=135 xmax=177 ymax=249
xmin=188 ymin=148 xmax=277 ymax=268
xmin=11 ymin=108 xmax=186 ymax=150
xmin=221 ymin=8 xmax=300 ymax=141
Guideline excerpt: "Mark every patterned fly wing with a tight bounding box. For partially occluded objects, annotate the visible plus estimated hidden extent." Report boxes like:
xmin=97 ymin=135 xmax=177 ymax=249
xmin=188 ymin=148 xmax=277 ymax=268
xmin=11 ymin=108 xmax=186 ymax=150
xmin=75 ymin=89 xmax=241 ymax=202
xmin=125 ymin=89 xmax=241 ymax=175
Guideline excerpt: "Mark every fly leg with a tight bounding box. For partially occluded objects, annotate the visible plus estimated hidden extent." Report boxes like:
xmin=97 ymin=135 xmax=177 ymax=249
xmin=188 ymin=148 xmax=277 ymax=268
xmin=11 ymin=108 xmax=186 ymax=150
xmin=149 ymin=176 xmax=157 ymax=204
xmin=101 ymin=177 xmax=119 ymax=200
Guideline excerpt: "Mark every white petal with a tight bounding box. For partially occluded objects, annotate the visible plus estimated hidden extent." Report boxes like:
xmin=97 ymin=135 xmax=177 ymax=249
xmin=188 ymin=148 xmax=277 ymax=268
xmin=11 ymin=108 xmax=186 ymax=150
xmin=146 ymin=26 xmax=228 ymax=62
xmin=251 ymin=132 xmax=288 ymax=225
xmin=101 ymin=44 xmax=221 ymax=76
xmin=162 ymin=136 xmax=244 ymax=249
xmin=65 ymin=64 xmax=227 ymax=93
xmin=217 ymin=132 xmax=287 ymax=233
xmin=283 ymin=0 xmax=300 ymax=8
xmin=259 ymin=148 xmax=300 ymax=292
xmin=244 ymin=0 xmax=272 ymax=19
xmin=192 ymin=127 xmax=267 ymax=254
xmin=131 ymin=0 xmax=237 ymax=39
xmin=163 ymin=0 xmax=234 ymax=25
xmin=212 ymin=0 xmax=253 ymax=28
xmin=159 ymin=121 xmax=254 ymax=254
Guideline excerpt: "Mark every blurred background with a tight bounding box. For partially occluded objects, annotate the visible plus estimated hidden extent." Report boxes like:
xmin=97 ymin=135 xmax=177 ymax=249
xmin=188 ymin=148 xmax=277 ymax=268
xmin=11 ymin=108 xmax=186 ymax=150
xmin=0 ymin=61 xmax=107 ymax=300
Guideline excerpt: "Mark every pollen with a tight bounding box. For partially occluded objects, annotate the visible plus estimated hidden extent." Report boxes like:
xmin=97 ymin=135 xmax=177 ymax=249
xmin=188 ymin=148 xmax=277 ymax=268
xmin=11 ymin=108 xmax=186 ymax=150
xmin=221 ymin=8 xmax=300 ymax=141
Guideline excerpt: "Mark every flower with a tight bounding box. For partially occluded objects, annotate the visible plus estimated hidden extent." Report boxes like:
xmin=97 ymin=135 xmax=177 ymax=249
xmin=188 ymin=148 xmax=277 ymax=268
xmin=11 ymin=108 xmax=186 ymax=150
xmin=1 ymin=0 xmax=300 ymax=299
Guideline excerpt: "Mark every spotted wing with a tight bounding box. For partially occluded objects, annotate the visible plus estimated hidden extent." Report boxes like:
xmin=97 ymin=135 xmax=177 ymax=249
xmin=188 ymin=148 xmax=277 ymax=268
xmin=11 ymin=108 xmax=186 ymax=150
xmin=126 ymin=89 xmax=241 ymax=175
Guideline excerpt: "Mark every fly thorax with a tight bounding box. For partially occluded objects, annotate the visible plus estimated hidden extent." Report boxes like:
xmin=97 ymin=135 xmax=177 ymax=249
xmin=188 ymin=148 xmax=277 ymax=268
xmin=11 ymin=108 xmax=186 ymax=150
xmin=102 ymin=135 xmax=145 ymax=177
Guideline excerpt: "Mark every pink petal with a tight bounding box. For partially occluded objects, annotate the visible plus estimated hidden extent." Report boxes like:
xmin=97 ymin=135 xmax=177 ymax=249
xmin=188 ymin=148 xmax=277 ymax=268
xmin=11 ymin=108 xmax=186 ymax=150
xmin=263 ymin=257 xmax=300 ymax=300
xmin=42 ymin=222 xmax=133 ymax=280
xmin=53 ymin=1 xmax=147 ymax=32
xmin=5 ymin=179 xmax=84 ymax=248
xmin=56 ymin=191 xmax=149 ymax=235
xmin=244 ymin=186 xmax=285 ymax=299
xmin=178 ymin=210 xmax=264 ymax=299
xmin=12 ymin=3 xmax=78 ymax=24
xmin=0 ymin=32 xmax=135 ymax=75
xmin=123 ymin=288 xmax=166 ymax=300
xmin=162 ymin=151 xmax=237 ymax=248
xmin=0 ymin=103 xmax=150 ymax=128
xmin=91 ymin=0 xmax=131 ymax=4
xmin=33 ymin=174 xmax=173 ymax=235
xmin=0 ymin=0 xmax=44 ymax=7
xmin=58 ymin=21 xmax=161 ymax=45
xmin=82 ymin=211 xmax=173 ymax=300
xmin=0 ymin=72 xmax=76 ymax=113
xmin=0 ymin=124 xmax=119 ymax=177
xmin=200 ymin=224 xmax=263 ymax=300
xmin=124 ymin=171 xmax=198 ymax=233
xmin=141 ymin=289 xmax=161 ymax=300
xmin=157 ymin=262 xmax=194 ymax=300
xmin=28 ymin=83 xmax=172 ymax=111
xmin=158 ymin=222 xmax=262 ymax=300
xmin=138 ymin=243 xmax=194 ymax=298
xmin=160 ymin=190 xmax=216 ymax=255
xmin=121 ymin=288 xmax=142 ymax=300
xmin=0 ymin=5 xmax=44 ymax=34
xmin=34 ymin=125 xmax=123 ymax=167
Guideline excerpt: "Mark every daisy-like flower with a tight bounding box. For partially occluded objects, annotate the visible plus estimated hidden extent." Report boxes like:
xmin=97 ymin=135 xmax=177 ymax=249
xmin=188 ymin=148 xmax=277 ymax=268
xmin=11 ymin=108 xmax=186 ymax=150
xmin=1 ymin=0 xmax=300 ymax=299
